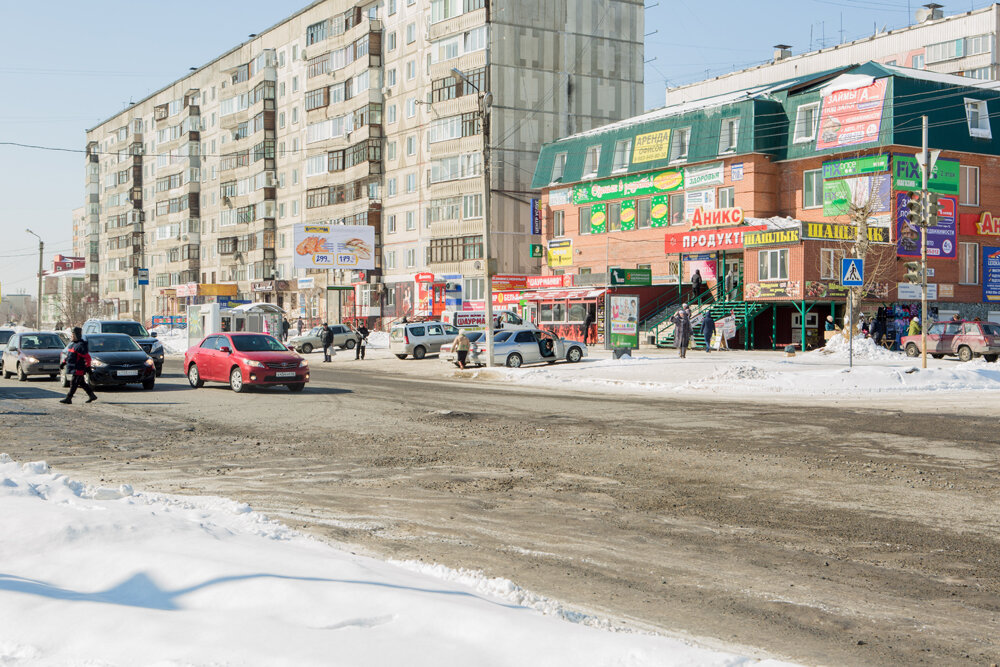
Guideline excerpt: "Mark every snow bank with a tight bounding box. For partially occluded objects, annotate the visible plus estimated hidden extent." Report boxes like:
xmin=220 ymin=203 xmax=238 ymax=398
xmin=151 ymin=325 xmax=190 ymax=356
xmin=809 ymin=334 xmax=901 ymax=361
xmin=0 ymin=456 xmax=799 ymax=666
xmin=367 ymin=330 xmax=390 ymax=349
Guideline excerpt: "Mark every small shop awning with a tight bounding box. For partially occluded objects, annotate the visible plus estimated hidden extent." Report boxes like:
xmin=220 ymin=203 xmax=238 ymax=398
xmin=515 ymin=287 xmax=606 ymax=302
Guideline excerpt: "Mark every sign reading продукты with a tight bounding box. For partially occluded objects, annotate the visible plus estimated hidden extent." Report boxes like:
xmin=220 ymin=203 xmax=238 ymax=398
xmin=841 ymin=258 xmax=864 ymax=286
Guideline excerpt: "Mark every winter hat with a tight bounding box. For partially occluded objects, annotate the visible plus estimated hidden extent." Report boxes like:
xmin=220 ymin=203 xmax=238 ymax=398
xmin=912 ymin=317 xmax=919 ymax=322
xmin=72 ymin=326 xmax=83 ymax=338
xmin=826 ymin=315 xmax=833 ymax=322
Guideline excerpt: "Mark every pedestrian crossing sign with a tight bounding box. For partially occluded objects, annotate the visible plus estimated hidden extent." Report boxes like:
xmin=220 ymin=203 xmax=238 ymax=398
xmin=841 ymin=258 xmax=864 ymax=286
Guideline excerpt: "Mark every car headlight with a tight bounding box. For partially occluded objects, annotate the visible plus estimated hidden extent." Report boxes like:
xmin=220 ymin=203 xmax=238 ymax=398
xmin=91 ymin=358 xmax=106 ymax=368
xmin=298 ymin=359 xmax=308 ymax=367
xmin=144 ymin=358 xmax=155 ymax=367
xmin=25 ymin=356 xmax=39 ymax=364
xmin=244 ymin=359 xmax=266 ymax=368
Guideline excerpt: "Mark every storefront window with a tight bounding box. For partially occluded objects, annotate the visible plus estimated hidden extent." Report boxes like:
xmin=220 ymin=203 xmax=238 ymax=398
xmin=578 ymin=206 xmax=591 ymax=235
xmin=567 ymin=303 xmax=588 ymax=321
xmin=959 ymin=242 xmax=978 ymax=284
xmin=820 ymin=248 xmax=844 ymax=280
xmin=609 ymin=202 xmax=621 ymax=231
xmin=540 ymin=302 xmax=566 ymax=322
xmin=759 ymin=248 xmax=788 ymax=281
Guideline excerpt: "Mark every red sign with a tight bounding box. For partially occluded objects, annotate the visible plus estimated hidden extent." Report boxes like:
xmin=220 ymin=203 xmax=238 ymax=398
xmin=960 ymin=212 xmax=1000 ymax=236
xmin=526 ymin=275 xmax=573 ymax=288
xmin=815 ymin=78 xmax=888 ymax=150
xmin=491 ymin=274 xmax=529 ymax=291
xmin=414 ymin=272 xmax=435 ymax=283
xmin=689 ymin=207 xmax=744 ymax=228
xmin=664 ymin=225 xmax=767 ymax=254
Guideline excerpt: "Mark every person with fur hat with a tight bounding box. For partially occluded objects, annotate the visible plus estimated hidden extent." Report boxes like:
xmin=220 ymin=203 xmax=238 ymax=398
xmin=60 ymin=327 xmax=97 ymax=404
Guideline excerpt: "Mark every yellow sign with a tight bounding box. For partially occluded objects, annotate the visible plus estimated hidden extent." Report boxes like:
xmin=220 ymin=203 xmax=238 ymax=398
xmin=547 ymin=239 xmax=573 ymax=268
xmin=631 ymin=129 xmax=672 ymax=164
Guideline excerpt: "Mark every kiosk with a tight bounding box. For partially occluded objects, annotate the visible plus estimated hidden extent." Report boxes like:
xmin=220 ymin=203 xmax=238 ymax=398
xmin=187 ymin=302 xmax=286 ymax=349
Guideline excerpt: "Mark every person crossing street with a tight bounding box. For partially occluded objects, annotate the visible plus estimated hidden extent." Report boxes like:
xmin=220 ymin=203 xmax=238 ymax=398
xmin=59 ymin=327 xmax=97 ymax=405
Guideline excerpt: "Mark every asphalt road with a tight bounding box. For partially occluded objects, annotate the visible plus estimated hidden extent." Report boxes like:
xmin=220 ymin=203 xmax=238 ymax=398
xmin=1 ymin=356 xmax=998 ymax=666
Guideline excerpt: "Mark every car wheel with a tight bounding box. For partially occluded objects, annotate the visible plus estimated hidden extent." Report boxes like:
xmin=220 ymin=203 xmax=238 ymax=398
xmin=395 ymin=354 xmax=408 ymax=360
xmin=344 ymin=339 xmax=356 ymax=350
xmin=905 ymin=343 xmax=920 ymax=358
xmin=287 ymin=383 xmax=305 ymax=392
xmin=958 ymin=345 xmax=973 ymax=362
xmin=566 ymin=346 xmax=583 ymax=363
xmin=187 ymin=363 xmax=204 ymax=388
xmin=229 ymin=366 xmax=245 ymax=393
xmin=985 ymin=354 xmax=999 ymax=363
xmin=17 ymin=363 xmax=27 ymax=382
xmin=301 ymin=343 xmax=313 ymax=354
xmin=931 ymin=354 xmax=945 ymax=359
xmin=413 ymin=346 xmax=426 ymax=360
xmin=155 ymin=366 xmax=162 ymax=377
xmin=142 ymin=378 xmax=155 ymax=390
xmin=506 ymin=353 xmax=523 ymax=368
xmin=61 ymin=370 xmax=70 ymax=388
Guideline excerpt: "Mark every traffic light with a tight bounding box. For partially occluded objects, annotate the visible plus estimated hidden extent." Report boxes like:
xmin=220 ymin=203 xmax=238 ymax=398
xmin=903 ymin=261 xmax=923 ymax=284
xmin=905 ymin=191 xmax=924 ymax=226
xmin=925 ymin=192 xmax=941 ymax=227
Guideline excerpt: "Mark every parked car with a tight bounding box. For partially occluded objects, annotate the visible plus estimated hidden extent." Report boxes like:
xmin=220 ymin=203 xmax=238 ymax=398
xmin=59 ymin=333 xmax=156 ymax=389
xmin=287 ymin=324 xmax=357 ymax=353
xmin=389 ymin=321 xmax=461 ymax=359
xmin=440 ymin=330 xmax=511 ymax=366
xmin=184 ymin=332 xmax=309 ymax=393
xmin=902 ymin=320 xmax=1000 ymax=362
xmin=0 ymin=327 xmax=16 ymax=372
xmin=494 ymin=329 xmax=587 ymax=367
xmin=2 ymin=332 xmax=66 ymax=381
xmin=83 ymin=319 xmax=165 ymax=376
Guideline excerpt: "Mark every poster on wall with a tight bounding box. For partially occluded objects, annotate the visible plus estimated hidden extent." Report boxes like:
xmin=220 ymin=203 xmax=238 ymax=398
xmin=823 ymin=174 xmax=891 ymax=222
xmin=744 ymin=281 xmax=801 ymax=300
xmin=651 ymin=194 xmax=670 ymax=227
xmin=815 ymin=78 xmax=888 ymax=150
xmin=683 ymin=162 xmax=724 ymax=189
xmin=983 ymin=246 xmax=1000 ymax=302
xmin=892 ymin=155 xmax=960 ymax=196
xmin=571 ymin=170 xmax=683 ymax=205
xmin=683 ymin=253 xmax=718 ymax=281
xmin=590 ymin=203 xmax=607 ymax=234
xmin=685 ymin=188 xmax=715 ymax=220
xmin=608 ymin=295 xmax=639 ymax=349
xmin=631 ymin=129 xmax=671 ymax=163
xmin=547 ymin=239 xmax=573 ymax=267
xmin=620 ymin=199 xmax=636 ymax=230
xmin=293 ymin=224 xmax=375 ymax=270
xmin=895 ymin=192 xmax=957 ymax=258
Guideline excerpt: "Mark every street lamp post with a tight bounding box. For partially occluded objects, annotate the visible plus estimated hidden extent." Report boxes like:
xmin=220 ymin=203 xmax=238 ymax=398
xmin=452 ymin=67 xmax=495 ymax=367
xmin=25 ymin=229 xmax=43 ymax=329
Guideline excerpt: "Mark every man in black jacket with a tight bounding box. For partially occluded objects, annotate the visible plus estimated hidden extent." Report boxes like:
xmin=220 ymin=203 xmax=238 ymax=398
xmin=355 ymin=322 xmax=370 ymax=360
xmin=60 ymin=327 xmax=97 ymax=404
xmin=321 ymin=323 xmax=334 ymax=362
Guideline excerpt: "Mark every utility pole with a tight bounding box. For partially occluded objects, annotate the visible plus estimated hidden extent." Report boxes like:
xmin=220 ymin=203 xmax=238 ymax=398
xmin=26 ymin=229 xmax=43 ymax=329
xmin=452 ymin=67 xmax=495 ymax=367
xmin=920 ymin=115 xmax=929 ymax=370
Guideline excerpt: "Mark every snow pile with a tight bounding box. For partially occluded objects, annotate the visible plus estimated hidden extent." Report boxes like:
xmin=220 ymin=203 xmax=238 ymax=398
xmin=367 ymin=330 xmax=390 ymax=349
xmin=0 ymin=455 xmax=800 ymax=666
xmin=811 ymin=334 xmax=901 ymax=361
xmin=700 ymin=362 xmax=774 ymax=383
xmin=151 ymin=325 xmax=190 ymax=356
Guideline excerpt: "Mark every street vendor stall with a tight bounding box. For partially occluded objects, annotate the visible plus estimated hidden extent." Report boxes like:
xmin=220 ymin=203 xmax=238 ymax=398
xmin=187 ymin=302 xmax=286 ymax=350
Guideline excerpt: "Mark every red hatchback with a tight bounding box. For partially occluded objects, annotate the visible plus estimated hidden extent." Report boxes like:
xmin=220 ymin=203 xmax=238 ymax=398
xmin=184 ymin=332 xmax=309 ymax=392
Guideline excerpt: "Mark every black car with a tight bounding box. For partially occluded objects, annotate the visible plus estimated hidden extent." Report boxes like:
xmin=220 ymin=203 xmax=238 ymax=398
xmin=61 ymin=333 xmax=156 ymax=390
xmin=82 ymin=319 xmax=164 ymax=376
xmin=1 ymin=332 xmax=66 ymax=380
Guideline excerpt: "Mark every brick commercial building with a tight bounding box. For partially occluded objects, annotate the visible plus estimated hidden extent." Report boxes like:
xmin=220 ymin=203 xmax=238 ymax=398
xmin=531 ymin=62 xmax=1000 ymax=349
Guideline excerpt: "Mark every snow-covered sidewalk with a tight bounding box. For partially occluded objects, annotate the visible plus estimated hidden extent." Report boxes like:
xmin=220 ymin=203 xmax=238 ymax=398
xmin=0 ymin=455 xmax=797 ymax=666
xmin=478 ymin=336 xmax=1000 ymax=397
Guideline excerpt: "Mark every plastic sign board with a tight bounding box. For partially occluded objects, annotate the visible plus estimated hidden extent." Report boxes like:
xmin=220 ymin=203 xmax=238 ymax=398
xmin=608 ymin=294 xmax=639 ymax=349
xmin=841 ymin=258 xmax=864 ymax=286
xmin=137 ymin=268 xmax=149 ymax=285
xmin=609 ymin=268 xmax=652 ymax=286
xmin=293 ymin=224 xmax=375 ymax=270
xmin=529 ymin=244 xmax=544 ymax=258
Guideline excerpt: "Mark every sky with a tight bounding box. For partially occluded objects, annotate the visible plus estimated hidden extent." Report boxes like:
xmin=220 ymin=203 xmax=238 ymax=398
xmin=1 ymin=0 xmax=996 ymax=298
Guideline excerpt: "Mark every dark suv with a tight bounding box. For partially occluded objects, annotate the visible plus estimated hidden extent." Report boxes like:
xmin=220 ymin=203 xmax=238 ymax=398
xmin=83 ymin=319 xmax=164 ymax=376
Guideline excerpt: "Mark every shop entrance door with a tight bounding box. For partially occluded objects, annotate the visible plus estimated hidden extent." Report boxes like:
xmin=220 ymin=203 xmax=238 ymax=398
xmin=524 ymin=303 xmax=538 ymax=326
xmin=722 ymin=258 xmax=742 ymax=301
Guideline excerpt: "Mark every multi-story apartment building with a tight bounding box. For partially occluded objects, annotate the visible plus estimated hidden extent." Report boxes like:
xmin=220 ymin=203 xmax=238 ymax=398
xmin=84 ymin=0 xmax=643 ymax=326
xmin=71 ymin=207 xmax=87 ymax=258
xmin=666 ymin=3 xmax=1000 ymax=105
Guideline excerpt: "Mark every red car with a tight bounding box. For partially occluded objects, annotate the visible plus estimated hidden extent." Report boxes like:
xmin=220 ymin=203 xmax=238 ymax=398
xmin=902 ymin=320 xmax=1000 ymax=362
xmin=184 ymin=332 xmax=309 ymax=392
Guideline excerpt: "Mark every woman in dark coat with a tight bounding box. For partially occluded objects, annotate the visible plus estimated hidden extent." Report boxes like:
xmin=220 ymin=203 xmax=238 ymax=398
xmin=670 ymin=305 xmax=693 ymax=358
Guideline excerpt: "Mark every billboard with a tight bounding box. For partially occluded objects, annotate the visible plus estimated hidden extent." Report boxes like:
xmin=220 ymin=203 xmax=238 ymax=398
xmin=293 ymin=224 xmax=375 ymax=270
xmin=822 ymin=174 xmax=892 ymax=222
xmin=983 ymin=247 xmax=1000 ymax=302
xmin=895 ymin=192 xmax=957 ymax=259
xmin=815 ymin=78 xmax=887 ymax=150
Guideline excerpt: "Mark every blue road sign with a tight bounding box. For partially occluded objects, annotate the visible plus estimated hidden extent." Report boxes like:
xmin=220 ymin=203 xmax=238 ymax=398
xmin=841 ymin=258 xmax=864 ymax=287
xmin=137 ymin=268 xmax=149 ymax=286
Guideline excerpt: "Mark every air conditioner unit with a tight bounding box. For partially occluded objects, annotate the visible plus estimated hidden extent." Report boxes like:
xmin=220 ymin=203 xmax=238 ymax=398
xmin=382 ymin=87 xmax=392 ymax=97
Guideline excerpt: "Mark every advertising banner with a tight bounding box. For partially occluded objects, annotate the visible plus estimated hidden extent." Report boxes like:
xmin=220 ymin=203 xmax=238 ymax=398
xmin=590 ymin=203 xmax=607 ymax=234
xmin=815 ymin=78 xmax=888 ymax=150
xmin=293 ymin=224 xmax=375 ymax=270
xmin=547 ymin=239 xmax=573 ymax=267
xmin=631 ymin=129 xmax=671 ymax=164
xmin=892 ymin=155 xmax=960 ymax=195
xmin=684 ymin=256 xmax=717 ymax=282
xmin=895 ymin=192 xmax=957 ymax=258
xmin=984 ymin=247 xmax=1000 ymax=302
xmin=530 ymin=198 xmax=541 ymax=235
xmin=801 ymin=221 xmax=890 ymax=243
xmin=731 ymin=162 xmax=744 ymax=181
xmin=690 ymin=207 xmax=744 ymax=228
xmin=822 ymin=154 xmax=890 ymax=179
xmin=898 ymin=283 xmax=938 ymax=300
xmin=527 ymin=275 xmax=573 ymax=288
xmin=650 ymin=194 xmax=670 ymax=228
xmin=743 ymin=228 xmax=801 ymax=248
xmin=608 ymin=295 xmax=639 ymax=348
xmin=620 ymin=199 xmax=636 ymax=231
xmin=664 ymin=225 xmax=767 ymax=254
xmin=492 ymin=274 xmax=528 ymax=291
xmin=959 ymin=211 xmax=1000 ymax=236
xmin=804 ymin=281 xmax=890 ymax=299
xmin=683 ymin=162 xmax=724 ymax=189
xmin=685 ymin=188 xmax=715 ymax=221
xmin=571 ymin=169 xmax=683 ymax=205
xmin=609 ymin=268 xmax=652 ymax=286
xmin=744 ymin=281 xmax=802 ymax=300
xmin=823 ymin=174 xmax=892 ymax=219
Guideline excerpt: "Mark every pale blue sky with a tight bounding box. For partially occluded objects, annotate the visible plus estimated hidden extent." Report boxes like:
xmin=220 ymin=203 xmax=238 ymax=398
xmin=1 ymin=0 xmax=993 ymax=296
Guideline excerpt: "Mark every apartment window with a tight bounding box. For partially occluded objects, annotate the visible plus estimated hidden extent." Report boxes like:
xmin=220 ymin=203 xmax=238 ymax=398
xmin=578 ymin=206 xmax=591 ymax=235
xmin=389 ymin=0 xmax=397 ymax=13
xmin=406 ymin=60 xmax=416 ymax=80
xmin=388 ymin=104 xmax=397 ymax=124
xmin=464 ymin=277 xmax=484 ymax=301
xmin=669 ymin=127 xmax=691 ymax=162
xmin=583 ymin=145 xmax=601 ymax=179
xmin=406 ymin=97 xmax=417 ymax=118
xmin=407 ymin=135 xmax=416 ymax=156
xmin=385 ymin=250 xmax=397 ymax=269
xmin=463 ymin=193 xmax=482 ymax=219
xmin=406 ymin=173 xmax=416 ymax=192
xmin=388 ymin=32 xmax=397 ymax=52
xmin=720 ymin=118 xmax=740 ymax=152
xmin=820 ymin=248 xmax=844 ymax=280
xmin=965 ymin=99 xmax=991 ymax=139
xmin=612 ymin=139 xmax=631 ymax=173
xmin=912 ymin=54 xmax=925 ymax=69
xmin=551 ymin=152 xmax=567 ymax=182
xmin=960 ymin=242 xmax=979 ymax=284
xmin=292 ymin=107 xmax=299 ymax=124
xmin=279 ymin=112 xmax=285 ymax=128
xmin=965 ymin=66 xmax=993 ymax=80
xmin=406 ymin=248 xmax=416 ymax=268
xmin=803 ymin=169 xmax=822 ymax=209
xmin=387 ymin=142 xmax=397 ymax=160
xmin=292 ymin=76 xmax=299 ymax=92
xmin=793 ymin=103 xmax=819 ymax=143
xmin=759 ymin=248 xmax=789 ymax=281
xmin=406 ymin=210 xmax=416 ymax=230
xmin=717 ymin=186 xmax=735 ymax=209
xmin=956 ymin=165 xmax=981 ymax=208
xmin=608 ymin=202 xmax=621 ymax=231
xmin=387 ymin=178 xmax=397 ymax=196
xmin=387 ymin=68 xmax=397 ymax=87
xmin=637 ymin=198 xmax=651 ymax=228
xmin=406 ymin=22 xmax=416 ymax=44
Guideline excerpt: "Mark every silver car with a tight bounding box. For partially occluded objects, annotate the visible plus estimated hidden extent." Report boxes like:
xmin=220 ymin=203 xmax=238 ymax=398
xmin=0 ymin=328 xmax=15 ymax=372
xmin=441 ymin=329 xmax=587 ymax=368
xmin=288 ymin=324 xmax=357 ymax=353
xmin=390 ymin=321 xmax=460 ymax=359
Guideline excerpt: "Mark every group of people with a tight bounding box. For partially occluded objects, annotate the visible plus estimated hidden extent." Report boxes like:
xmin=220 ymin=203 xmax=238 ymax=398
xmin=321 ymin=321 xmax=369 ymax=362
xmin=669 ymin=303 xmax=723 ymax=358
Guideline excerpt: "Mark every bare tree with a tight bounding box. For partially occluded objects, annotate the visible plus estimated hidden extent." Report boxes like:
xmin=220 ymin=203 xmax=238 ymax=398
xmin=51 ymin=287 xmax=96 ymax=329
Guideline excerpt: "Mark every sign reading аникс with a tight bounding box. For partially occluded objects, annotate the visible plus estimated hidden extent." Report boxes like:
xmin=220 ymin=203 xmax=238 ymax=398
xmin=664 ymin=225 xmax=767 ymax=253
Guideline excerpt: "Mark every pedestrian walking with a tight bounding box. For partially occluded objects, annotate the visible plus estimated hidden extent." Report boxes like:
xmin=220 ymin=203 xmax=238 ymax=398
xmin=321 ymin=323 xmax=334 ymax=362
xmin=55 ymin=319 xmax=64 ymax=331
xmin=908 ymin=317 xmax=921 ymax=336
xmin=870 ymin=316 xmax=884 ymax=346
xmin=59 ymin=327 xmax=97 ymax=405
xmin=691 ymin=269 xmax=703 ymax=297
xmin=296 ymin=317 xmax=304 ymax=336
xmin=670 ymin=304 xmax=692 ymax=358
xmin=582 ymin=309 xmax=595 ymax=345
xmin=355 ymin=322 xmax=369 ymax=360
xmin=451 ymin=330 xmax=471 ymax=369
xmin=281 ymin=317 xmax=290 ymax=342
xmin=699 ymin=310 xmax=715 ymax=353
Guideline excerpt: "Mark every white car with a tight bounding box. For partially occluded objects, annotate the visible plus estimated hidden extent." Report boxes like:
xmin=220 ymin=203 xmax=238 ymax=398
xmin=0 ymin=328 xmax=15 ymax=372
xmin=441 ymin=329 xmax=587 ymax=368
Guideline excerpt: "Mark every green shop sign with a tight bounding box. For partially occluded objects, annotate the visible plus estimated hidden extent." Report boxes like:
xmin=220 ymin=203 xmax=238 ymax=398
xmin=590 ymin=203 xmax=607 ymax=234
xmin=620 ymin=199 xmax=636 ymax=230
xmin=609 ymin=267 xmax=652 ymax=286
xmin=892 ymin=154 xmax=960 ymax=195
xmin=822 ymin=154 xmax=889 ymax=180
xmin=651 ymin=194 xmax=670 ymax=228
xmin=571 ymin=169 xmax=683 ymax=205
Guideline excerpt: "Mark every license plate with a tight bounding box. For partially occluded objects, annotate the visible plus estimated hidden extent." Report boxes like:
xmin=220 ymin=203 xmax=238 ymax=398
xmin=275 ymin=371 xmax=297 ymax=377
xmin=117 ymin=370 xmax=139 ymax=376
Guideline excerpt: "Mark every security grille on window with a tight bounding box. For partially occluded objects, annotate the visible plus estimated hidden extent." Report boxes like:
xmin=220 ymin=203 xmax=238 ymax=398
xmin=669 ymin=128 xmax=690 ymax=162
xmin=794 ymin=104 xmax=819 ymax=142
xmin=959 ymin=242 xmax=979 ymax=284
xmin=965 ymin=99 xmax=991 ymax=139
xmin=759 ymin=248 xmax=789 ymax=281
xmin=612 ymin=139 xmax=631 ymax=172
xmin=583 ymin=146 xmax=601 ymax=178
xmin=803 ymin=169 xmax=822 ymax=208
xmin=960 ymin=165 xmax=980 ymax=206
xmin=720 ymin=118 xmax=740 ymax=152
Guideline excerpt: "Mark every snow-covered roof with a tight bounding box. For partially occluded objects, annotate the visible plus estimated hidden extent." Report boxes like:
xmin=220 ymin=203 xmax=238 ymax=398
xmin=45 ymin=268 xmax=86 ymax=279
xmin=880 ymin=63 xmax=1000 ymax=91
xmin=231 ymin=302 xmax=285 ymax=314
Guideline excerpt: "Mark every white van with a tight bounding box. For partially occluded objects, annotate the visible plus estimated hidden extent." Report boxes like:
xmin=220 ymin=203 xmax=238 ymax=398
xmin=441 ymin=309 xmax=532 ymax=331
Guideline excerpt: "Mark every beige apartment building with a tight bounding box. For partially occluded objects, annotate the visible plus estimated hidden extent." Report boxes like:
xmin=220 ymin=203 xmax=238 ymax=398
xmin=84 ymin=0 xmax=643 ymax=325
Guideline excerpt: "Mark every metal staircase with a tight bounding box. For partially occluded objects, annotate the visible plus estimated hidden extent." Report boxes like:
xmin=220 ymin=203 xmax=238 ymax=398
xmin=654 ymin=300 xmax=769 ymax=349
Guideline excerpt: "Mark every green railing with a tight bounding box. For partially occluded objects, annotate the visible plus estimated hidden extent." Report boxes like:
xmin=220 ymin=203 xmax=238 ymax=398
xmin=655 ymin=299 xmax=769 ymax=349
